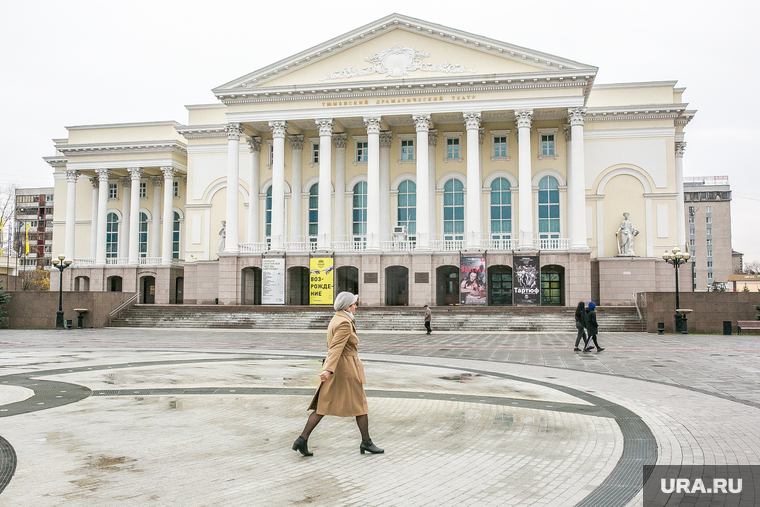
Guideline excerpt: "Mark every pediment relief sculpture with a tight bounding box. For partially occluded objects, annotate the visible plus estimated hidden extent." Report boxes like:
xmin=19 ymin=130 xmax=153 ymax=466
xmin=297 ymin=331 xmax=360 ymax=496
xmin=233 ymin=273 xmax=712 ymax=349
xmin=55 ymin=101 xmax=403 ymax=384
xmin=319 ymin=44 xmax=477 ymax=81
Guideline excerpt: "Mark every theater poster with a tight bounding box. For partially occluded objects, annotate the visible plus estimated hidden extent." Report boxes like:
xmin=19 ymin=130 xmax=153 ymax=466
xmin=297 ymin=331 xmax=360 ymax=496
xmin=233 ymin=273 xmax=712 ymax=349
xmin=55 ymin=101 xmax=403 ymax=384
xmin=460 ymin=257 xmax=487 ymax=305
xmin=309 ymin=257 xmax=334 ymax=305
xmin=262 ymin=258 xmax=285 ymax=305
xmin=513 ymin=255 xmax=540 ymax=305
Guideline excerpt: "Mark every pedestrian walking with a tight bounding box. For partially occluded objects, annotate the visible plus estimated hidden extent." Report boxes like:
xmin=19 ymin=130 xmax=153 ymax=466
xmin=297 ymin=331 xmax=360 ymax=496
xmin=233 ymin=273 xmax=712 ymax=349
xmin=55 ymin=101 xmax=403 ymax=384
xmin=583 ymin=301 xmax=604 ymax=352
xmin=292 ymin=291 xmax=384 ymax=456
xmin=573 ymin=301 xmax=587 ymax=351
xmin=423 ymin=304 xmax=432 ymax=334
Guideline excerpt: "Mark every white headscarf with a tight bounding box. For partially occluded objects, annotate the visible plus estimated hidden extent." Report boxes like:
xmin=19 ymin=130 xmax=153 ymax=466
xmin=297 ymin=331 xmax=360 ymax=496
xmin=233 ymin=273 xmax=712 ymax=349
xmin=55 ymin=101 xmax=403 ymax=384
xmin=333 ymin=291 xmax=359 ymax=312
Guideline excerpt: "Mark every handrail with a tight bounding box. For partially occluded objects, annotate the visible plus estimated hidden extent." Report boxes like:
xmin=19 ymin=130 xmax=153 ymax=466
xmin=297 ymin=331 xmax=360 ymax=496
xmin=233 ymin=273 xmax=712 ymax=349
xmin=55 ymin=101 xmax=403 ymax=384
xmin=108 ymin=292 xmax=141 ymax=325
xmin=632 ymin=292 xmax=642 ymax=320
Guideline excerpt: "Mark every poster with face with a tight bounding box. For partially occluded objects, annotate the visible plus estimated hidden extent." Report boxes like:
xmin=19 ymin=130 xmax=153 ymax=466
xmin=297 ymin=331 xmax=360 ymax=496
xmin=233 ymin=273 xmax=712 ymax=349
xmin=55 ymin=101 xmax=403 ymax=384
xmin=460 ymin=257 xmax=487 ymax=305
xmin=513 ymin=255 xmax=540 ymax=305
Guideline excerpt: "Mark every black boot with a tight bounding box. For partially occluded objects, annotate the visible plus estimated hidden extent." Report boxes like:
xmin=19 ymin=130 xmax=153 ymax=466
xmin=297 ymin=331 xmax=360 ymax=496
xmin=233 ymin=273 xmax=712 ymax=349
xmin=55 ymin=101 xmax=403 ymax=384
xmin=360 ymin=439 xmax=384 ymax=454
xmin=292 ymin=436 xmax=313 ymax=456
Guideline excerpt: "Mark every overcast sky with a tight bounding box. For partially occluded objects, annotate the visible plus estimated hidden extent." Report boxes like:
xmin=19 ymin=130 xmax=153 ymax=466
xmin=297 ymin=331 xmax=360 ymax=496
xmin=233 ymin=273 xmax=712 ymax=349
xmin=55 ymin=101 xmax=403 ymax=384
xmin=2 ymin=0 xmax=758 ymax=261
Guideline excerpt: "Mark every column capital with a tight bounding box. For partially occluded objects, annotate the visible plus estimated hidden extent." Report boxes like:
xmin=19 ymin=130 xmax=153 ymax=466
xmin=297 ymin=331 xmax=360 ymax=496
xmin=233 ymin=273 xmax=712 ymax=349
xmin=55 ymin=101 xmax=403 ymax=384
xmin=563 ymin=124 xmax=572 ymax=142
xmin=119 ymin=176 xmax=131 ymax=188
xmin=428 ymin=129 xmax=438 ymax=146
xmin=152 ymin=176 xmax=163 ymax=187
xmin=363 ymin=116 xmax=382 ymax=135
xmin=288 ymin=134 xmax=305 ymax=150
xmin=269 ymin=120 xmax=288 ymax=138
xmin=333 ymin=132 xmax=348 ymax=149
xmin=515 ymin=110 xmax=533 ymax=129
xmin=96 ymin=169 xmax=111 ymax=182
xmin=675 ymin=141 xmax=687 ymax=158
xmin=463 ymin=112 xmax=482 ymax=130
xmin=247 ymin=136 xmax=262 ymax=153
xmin=478 ymin=127 xmax=486 ymax=145
xmin=413 ymin=114 xmax=431 ymax=132
xmin=64 ymin=169 xmax=79 ymax=183
xmin=314 ymin=119 xmax=333 ymax=137
xmin=128 ymin=167 xmax=143 ymax=180
xmin=568 ymin=108 xmax=587 ymax=126
xmin=379 ymin=131 xmax=393 ymax=148
xmin=161 ymin=166 xmax=176 ymax=180
xmin=90 ymin=177 xmax=99 ymax=189
xmin=225 ymin=122 xmax=243 ymax=141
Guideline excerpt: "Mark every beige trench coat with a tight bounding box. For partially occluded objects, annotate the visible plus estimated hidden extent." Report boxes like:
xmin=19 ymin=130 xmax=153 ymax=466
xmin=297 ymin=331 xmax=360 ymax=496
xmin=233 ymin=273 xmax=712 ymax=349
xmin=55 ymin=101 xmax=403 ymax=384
xmin=308 ymin=311 xmax=368 ymax=417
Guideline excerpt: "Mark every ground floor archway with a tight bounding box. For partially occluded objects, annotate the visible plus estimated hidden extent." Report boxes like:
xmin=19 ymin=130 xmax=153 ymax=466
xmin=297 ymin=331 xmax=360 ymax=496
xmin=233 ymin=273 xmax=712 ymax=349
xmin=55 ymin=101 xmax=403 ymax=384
xmin=241 ymin=267 xmax=262 ymax=305
xmin=141 ymin=276 xmax=155 ymax=304
xmin=541 ymin=265 xmax=565 ymax=306
xmin=385 ymin=265 xmax=409 ymax=306
xmin=287 ymin=266 xmax=309 ymax=305
xmin=175 ymin=277 xmax=184 ymax=304
xmin=488 ymin=265 xmax=512 ymax=306
xmin=436 ymin=265 xmax=459 ymax=306
xmin=336 ymin=266 xmax=359 ymax=295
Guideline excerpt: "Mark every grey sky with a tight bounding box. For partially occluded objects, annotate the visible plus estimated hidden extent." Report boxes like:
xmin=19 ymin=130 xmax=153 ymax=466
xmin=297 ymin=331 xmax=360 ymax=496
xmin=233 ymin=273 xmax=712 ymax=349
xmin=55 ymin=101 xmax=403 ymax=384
xmin=2 ymin=0 xmax=758 ymax=261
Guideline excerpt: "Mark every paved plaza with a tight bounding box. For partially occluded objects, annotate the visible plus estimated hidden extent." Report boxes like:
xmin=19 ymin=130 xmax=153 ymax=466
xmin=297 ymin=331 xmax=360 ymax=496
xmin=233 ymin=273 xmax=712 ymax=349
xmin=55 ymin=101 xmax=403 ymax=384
xmin=1 ymin=327 xmax=760 ymax=506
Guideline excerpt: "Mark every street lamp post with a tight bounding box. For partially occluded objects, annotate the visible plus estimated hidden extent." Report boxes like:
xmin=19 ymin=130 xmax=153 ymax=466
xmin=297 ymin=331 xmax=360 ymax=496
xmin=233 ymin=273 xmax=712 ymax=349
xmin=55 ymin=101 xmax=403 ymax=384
xmin=662 ymin=247 xmax=691 ymax=333
xmin=51 ymin=254 xmax=72 ymax=329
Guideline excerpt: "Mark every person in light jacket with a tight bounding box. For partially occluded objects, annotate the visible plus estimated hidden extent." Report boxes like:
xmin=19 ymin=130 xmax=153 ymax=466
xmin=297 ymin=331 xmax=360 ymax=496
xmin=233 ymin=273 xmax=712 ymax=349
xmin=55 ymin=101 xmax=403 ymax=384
xmin=423 ymin=304 xmax=432 ymax=334
xmin=292 ymin=291 xmax=384 ymax=456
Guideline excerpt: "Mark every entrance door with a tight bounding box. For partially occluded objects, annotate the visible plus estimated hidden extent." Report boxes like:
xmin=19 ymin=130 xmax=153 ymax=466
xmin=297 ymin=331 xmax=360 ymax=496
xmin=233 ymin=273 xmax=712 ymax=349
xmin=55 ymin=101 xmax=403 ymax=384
xmin=142 ymin=276 xmax=156 ymax=304
xmin=175 ymin=277 xmax=184 ymax=304
xmin=242 ymin=267 xmax=262 ymax=305
xmin=488 ymin=266 xmax=513 ymax=306
xmin=436 ymin=266 xmax=459 ymax=306
xmin=287 ymin=267 xmax=310 ymax=305
xmin=336 ymin=266 xmax=359 ymax=295
xmin=540 ymin=265 xmax=565 ymax=306
xmin=385 ymin=266 xmax=409 ymax=306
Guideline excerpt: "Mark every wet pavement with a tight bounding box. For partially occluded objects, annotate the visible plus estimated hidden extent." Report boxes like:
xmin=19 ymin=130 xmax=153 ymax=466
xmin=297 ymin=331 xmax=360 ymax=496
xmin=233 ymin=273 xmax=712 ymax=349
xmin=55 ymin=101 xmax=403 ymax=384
xmin=1 ymin=328 xmax=759 ymax=506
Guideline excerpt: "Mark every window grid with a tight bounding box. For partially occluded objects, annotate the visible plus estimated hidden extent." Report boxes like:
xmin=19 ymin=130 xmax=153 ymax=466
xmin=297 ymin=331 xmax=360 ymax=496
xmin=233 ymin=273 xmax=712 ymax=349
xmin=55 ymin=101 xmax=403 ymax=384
xmin=540 ymin=134 xmax=555 ymax=157
xmin=446 ymin=138 xmax=460 ymax=160
xmin=538 ymin=176 xmax=560 ymax=239
xmin=490 ymin=178 xmax=512 ymax=238
xmin=312 ymin=143 xmax=319 ymax=164
xmin=443 ymin=179 xmax=464 ymax=239
xmin=139 ymin=182 xmax=147 ymax=199
xmin=138 ymin=212 xmax=148 ymax=258
xmin=106 ymin=213 xmax=119 ymax=258
xmin=108 ymin=183 xmax=118 ymax=200
xmin=309 ymin=184 xmax=319 ymax=244
xmin=173 ymin=181 xmax=179 ymax=198
xmin=401 ymin=139 xmax=414 ymax=161
xmin=352 ymin=182 xmax=367 ymax=237
xmin=265 ymin=187 xmax=272 ymax=239
xmin=493 ymin=136 xmax=508 ymax=158
xmin=172 ymin=212 xmax=180 ymax=259
xmin=397 ymin=180 xmax=416 ymax=234
xmin=356 ymin=142 xmax=368 ymax=163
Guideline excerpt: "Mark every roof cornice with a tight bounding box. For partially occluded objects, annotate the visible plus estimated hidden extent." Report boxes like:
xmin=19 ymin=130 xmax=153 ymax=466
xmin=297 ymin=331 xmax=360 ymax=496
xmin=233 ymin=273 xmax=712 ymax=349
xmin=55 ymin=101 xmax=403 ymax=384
xmin=65 ymin=120 xmax=182 ymax=131
xmin=585 ymin=104 xmax=695 ymax=123
xmin=43 ymin=156 xmax=67 ymax=168
xmin=175 ymin=124 xmax=227 ymax=139
xmin=56 ymin=140 xmax=187 ymax=157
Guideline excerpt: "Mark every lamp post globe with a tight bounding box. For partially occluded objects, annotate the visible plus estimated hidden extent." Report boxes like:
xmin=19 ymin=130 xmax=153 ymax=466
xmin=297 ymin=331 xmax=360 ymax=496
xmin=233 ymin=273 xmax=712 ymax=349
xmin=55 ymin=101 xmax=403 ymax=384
xmin=52 ymin=254 xmax=72 ymax=329
xmin=662 ymin=247 xmax=691 ymax=333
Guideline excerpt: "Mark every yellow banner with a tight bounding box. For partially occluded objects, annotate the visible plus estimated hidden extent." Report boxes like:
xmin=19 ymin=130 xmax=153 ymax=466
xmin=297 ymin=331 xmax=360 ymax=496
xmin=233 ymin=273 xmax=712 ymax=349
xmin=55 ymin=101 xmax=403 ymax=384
xmin=25 ymin=222 xmax=30 ymax=255
xmin=309 ymin=258 xmax=334 ymax=305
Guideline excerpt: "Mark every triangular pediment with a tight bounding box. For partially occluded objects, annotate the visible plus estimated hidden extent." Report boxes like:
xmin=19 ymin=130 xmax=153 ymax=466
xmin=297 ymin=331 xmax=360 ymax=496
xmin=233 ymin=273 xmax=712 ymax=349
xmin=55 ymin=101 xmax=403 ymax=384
xmin=213 ymin=14 xmax=597 ymax=98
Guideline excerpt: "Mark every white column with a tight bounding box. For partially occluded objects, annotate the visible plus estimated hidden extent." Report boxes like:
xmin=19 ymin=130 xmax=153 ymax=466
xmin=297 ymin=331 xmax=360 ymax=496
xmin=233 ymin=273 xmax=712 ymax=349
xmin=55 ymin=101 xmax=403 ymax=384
xmin=269 ymin=121 xmax=287 ymax=250
xmin=464 ymin=112 xmax=482 ymax=248
xmin=120 ymin=177 xmax=131 ymax=261
xmin=413 ymin=116 xmax=431 ymax=249
xmin=364 ymin=116 xmax=381 ymax=249
xmin=128 ymin=168 xmax=142 ymax=266
xmin=333 ymin=133 xmax=348 ymax=242
xmin=428 ymin=130 xmax=438 ymax=241
xmin=564 ymin=125 xmax=573 ymax=243
xmin=379 ymin=131 xmax=392 ymax=243
xmin=224 ymin=123 xmax=242 ymax=253
xmin=150 ymin=176 xmax=162 ymax=258
xmin=95 ymin=169 xmax=110 ymax=265
xmin=568 ymin=108 xmax=588 ymax=249
xmin=161 ymin=167 xmax=176 ymax=265
xmin=516 ymin=110 xmax=534 ymax=249
xmin=315 ymin=119 xmax=333 ymax=249
xmin=247 ymin=136 xmax=262 ymax=244
xmin=64 ymin=169 xmax=78 ymax=260
xmin=675 ymin=141 xmax=687 ymax=250
xmin=288 ymin=135 xmax=304 ymax=244
xmin=89 ymin=177 xmax=99 ymax=258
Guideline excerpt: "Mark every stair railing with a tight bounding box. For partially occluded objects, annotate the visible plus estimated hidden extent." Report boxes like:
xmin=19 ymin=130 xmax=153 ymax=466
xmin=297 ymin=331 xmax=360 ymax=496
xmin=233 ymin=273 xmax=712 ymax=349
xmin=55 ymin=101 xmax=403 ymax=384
xmin=632 ymin=292 xmax=642 ymax=320
xmin=108 ymin=292 xmax=141 ymax=326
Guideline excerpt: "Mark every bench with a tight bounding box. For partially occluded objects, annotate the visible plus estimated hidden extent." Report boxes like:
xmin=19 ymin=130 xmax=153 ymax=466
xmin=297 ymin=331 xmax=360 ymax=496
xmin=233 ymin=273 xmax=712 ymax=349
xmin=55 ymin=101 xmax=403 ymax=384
xmin=738 ymin=320 xmax=760 ymax=334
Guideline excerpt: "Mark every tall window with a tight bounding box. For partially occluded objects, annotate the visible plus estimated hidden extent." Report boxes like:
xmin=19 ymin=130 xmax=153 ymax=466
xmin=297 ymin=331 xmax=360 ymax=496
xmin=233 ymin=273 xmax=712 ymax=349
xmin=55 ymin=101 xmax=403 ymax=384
xmin=352 ymin=182 xmax=367 ymax=237
xmin=309 ymin=183 xmax=319 ymax=244
xmin=173 ymin=181 xmax=179 ymax=198
xmin=443 ymin=179 xmax=464 ymax=239
xmin=397 ymin=180 xmax=416 ymax=234
xmin=138 ymin=212 xmax=148 ymax=258
xmin=401 ymin=139 xmax=414 ymax=161
xmin=356 ymin=142 xmax=368 ymax=162
xmin=311 ymin=143 xmax=319 ymax=164
xmin=446 ymin=137 xmax=460 ymax=160
xmin=172 ymin=212 xmax=181 ymax=259
xmin=538 ymin=176 xmax=560 ymax=239
xmin=265 ymin=186 xmax=272 ymax=241
xmin=106 ymin=212 xmax=119 ymax=258
xmin=490 ymin=178 xmax=512 ymax=238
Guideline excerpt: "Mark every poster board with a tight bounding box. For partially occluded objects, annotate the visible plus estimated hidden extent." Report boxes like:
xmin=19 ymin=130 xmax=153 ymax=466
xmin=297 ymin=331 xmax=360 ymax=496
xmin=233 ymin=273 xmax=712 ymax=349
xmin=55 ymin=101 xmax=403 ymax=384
xmin=460 ymin=257 xmax=487 ymax=305
xmin=262 ymin=258 xmax=285 ymax=305
xmin=513 ymin=255 xmax=540 ymax=305
xmin=309 ymin=257 xmax=334 ymax=305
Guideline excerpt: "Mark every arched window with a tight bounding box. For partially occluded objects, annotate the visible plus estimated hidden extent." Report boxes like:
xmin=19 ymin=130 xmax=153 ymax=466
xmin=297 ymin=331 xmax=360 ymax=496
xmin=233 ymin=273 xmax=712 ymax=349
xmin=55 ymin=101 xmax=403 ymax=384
xmin=265 ymin=186 xmax=272 ymax=244
xmin=490 ymin=178 xmax=512 ymax=239
xmin=352 ymin=181 xmax=367 ymax=238
xmin=309 ymin=183 xmax=318 ymax=245
xmin=106 ymin=212 xmax=119 ymax=258
xmin=443 ymin=179 xmax=464 ymax=240
xmin=538 ymin=176 xmax=560 ymax=241
xmin=397 ymin=180 xmax=416 ymax=234
xmin=172 ymin=211 xmax=181 ymax=259
xmin=138 ymin=212 xmax=148 ymax=258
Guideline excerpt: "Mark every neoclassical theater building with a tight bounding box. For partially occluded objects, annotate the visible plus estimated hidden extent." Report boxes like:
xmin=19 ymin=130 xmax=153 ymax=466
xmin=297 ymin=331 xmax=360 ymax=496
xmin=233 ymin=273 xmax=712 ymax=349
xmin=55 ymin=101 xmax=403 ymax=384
xmin=46 ymin=14 xmax=694 ymax=307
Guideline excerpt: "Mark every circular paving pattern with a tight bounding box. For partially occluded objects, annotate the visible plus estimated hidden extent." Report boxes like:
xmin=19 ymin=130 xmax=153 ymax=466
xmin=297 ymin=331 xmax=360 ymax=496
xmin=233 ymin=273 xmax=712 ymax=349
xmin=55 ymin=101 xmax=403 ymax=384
xmin=0 ymin=354 xmax=655 ymax=506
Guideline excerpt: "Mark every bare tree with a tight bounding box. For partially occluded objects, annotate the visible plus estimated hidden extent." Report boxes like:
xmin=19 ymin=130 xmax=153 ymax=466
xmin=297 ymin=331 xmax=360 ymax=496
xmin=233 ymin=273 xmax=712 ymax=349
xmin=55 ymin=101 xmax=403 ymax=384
xmin=746 ymin=260 xmax=760 ymax=275
xmin=0 ymin=184 xmax=17 ymax=256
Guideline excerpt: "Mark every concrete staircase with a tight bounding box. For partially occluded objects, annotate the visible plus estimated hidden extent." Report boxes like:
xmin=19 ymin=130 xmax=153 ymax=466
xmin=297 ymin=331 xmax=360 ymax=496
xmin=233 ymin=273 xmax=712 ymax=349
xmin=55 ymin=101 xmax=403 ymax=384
xmin=110 ymin=305 xmax=645 ymax=332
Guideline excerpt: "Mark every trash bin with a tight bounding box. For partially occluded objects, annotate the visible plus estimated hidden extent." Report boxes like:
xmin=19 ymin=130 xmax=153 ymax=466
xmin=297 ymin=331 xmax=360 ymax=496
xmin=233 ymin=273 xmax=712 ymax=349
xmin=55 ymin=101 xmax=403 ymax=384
xmin=723 ymin=321 xmax=732 ymax=335
xmin=657 ymin=323 xmax=665 ymax=335
xmin=674 ymin=313 xmax=683 ymax=333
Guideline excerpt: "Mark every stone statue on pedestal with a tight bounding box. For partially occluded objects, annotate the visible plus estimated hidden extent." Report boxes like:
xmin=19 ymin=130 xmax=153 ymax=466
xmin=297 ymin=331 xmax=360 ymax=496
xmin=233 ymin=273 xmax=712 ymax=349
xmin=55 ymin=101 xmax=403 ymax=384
xmin=218 ymin=220 xmax=226 ymax=253
xmin=616 ymin=212 xmax=639 ymax=257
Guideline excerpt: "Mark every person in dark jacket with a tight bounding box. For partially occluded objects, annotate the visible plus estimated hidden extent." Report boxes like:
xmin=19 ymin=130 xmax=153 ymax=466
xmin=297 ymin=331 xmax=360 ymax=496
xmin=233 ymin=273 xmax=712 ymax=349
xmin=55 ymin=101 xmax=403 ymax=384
xmin=423 ymin=305 xmax=432 ymax=334
xmin=583 ymin=302 xmax=604 ymax=352
xmin=573 ymin=302 xmax=587 ymax=351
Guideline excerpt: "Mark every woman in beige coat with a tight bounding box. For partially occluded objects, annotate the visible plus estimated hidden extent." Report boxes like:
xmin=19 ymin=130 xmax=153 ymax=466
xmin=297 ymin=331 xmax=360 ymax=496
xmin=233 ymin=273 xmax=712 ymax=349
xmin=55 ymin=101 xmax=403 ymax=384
xmin=292 ymin=292 xmax=384 ymax=456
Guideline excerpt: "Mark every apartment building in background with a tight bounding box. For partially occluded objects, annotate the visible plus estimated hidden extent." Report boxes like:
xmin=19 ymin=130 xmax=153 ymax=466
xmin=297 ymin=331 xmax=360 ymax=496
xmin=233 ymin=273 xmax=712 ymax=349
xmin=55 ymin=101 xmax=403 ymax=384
xmin=14 ymin=187 xmax=54 ymax=270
